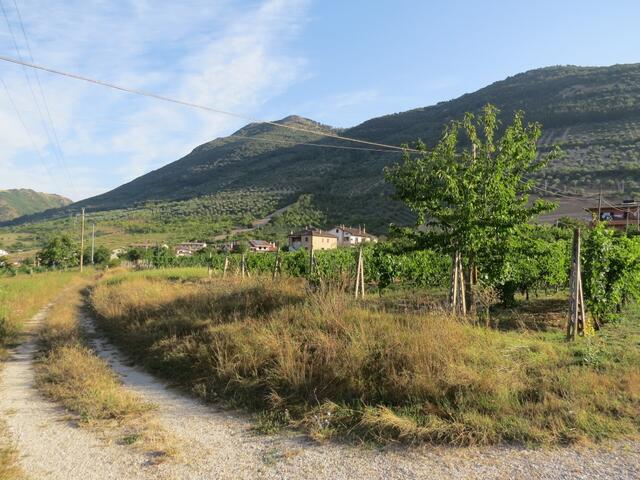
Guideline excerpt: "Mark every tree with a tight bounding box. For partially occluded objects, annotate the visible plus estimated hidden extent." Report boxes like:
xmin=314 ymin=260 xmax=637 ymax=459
xmin=38 ymin=235 xmax=79 ymax=269
xmin=85 ymin=245 xmax=111 ymax=265
xmin=384 ymin=104 xmax=559 ymax=303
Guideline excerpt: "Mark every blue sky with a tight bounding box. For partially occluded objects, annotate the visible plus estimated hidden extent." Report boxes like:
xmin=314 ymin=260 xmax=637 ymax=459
xmin=0 ymin=0 xmax=639 ymax=200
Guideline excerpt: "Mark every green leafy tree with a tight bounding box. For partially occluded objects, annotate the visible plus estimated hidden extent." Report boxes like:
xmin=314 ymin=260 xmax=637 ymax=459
xmin=38 ymin=235 xmax=79 ymax=269
xmin=385 ymin=104 xmax=559 ymax=302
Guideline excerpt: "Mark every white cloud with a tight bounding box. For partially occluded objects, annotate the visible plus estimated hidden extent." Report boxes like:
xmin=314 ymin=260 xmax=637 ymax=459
xmin=0 ymin=0 xmax=309 ymax=200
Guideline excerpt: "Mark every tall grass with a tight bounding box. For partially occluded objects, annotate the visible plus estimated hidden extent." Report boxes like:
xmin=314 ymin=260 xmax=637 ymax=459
xmin=0 ymin=271 xmax=83 ymax=356
xmin=36 ymin=282 xmax=176 ymax=459
xmin=91 ymin=273 xmax=640 ymax=446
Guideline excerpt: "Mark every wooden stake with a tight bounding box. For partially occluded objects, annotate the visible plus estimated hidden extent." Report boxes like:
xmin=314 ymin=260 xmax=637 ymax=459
xmin=449 ymin=251 xmax=467 ymax=315
xmin=241 ymin=254 xmax=246 ymax=278
xmin=355 ymin=246 xmax=365 ymax=298
xmin=223 ymin=256 xmax=229 ymax=278
xmin=567 ymin=229 xmax=586 ymax=340
xmin=272 ymin=250 xmax=281 ymax=280
xmin=449 ymin=251 xmax=458 ymax=312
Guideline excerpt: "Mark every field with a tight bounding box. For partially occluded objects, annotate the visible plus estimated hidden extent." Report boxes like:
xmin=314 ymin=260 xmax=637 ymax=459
xmin=0 ymin=271 xmax=87 ymax=358
xmin=90 ymin=270 xmax=640 ymax=446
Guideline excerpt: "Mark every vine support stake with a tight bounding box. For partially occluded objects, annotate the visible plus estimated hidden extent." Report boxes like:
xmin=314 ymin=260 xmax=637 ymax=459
xmin=354 ymin=246 xmax=365 ymax=299
xmin=567 ymin=228 xmax=586 ymax=340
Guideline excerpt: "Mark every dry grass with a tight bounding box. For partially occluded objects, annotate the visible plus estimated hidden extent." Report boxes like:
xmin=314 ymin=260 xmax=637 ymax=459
xmin=90 ymin=271 xmax=640 ymax=446
xmin=36 ymin=283 xmax=176 ymax=460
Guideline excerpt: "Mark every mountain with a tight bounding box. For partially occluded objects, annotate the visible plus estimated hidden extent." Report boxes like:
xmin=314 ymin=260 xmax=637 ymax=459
xmin=0 ymin=189 xmax=72 ymax=222
xmin=7 ymin=64 xmax=640 ymax=231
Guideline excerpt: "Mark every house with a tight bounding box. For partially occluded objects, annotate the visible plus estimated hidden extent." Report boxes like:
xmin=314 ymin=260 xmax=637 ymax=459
xmin=0 ymin=249 xmax=8 ymax=257
xmin=176 ymin=242 xmax=207 ymax=257
xmin=330 ymin=225 xmax=378 ymax=247
xmin=110 ymin=248 xmax=126 ymax=260
xmin=248 ymin=240 xmax=277 ymax=253
xmin=288 ymin=228 xmax=337 ymax=252
xmin=587 ymin=200 xmax=640 ymax=230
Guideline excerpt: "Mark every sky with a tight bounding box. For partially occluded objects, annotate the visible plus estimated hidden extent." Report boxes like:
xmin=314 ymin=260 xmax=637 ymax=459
xmin=0 ymin=0 xmax=639 ymax=201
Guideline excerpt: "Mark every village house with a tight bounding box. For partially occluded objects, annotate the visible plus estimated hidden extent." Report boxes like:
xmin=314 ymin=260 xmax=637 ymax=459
xmin=175 ymin=242 xmax=207 ymax=257
xmin=587 ymin=199 xmax=640 ymax=230
xmin=110 ymin=248 xmax=126 ymax=260
xmin=330 ymin=225 xmax=378 ymax=247
xmin=248 ymin=240 xmax=277 ymax=253
xmin=288 ymin=228 xmax=337 ymax=252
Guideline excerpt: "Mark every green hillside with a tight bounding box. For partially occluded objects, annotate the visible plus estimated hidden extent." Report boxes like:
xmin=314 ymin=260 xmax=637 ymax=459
xmin=0 ymin=189 xmax=72 ymax=222
xmin=7 ymin=64 xmax=640 ymax=232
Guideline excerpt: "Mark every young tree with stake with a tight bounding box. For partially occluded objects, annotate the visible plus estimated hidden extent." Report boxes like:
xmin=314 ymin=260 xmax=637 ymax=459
xmin=384 ymin=104 xmax=560 ymax=306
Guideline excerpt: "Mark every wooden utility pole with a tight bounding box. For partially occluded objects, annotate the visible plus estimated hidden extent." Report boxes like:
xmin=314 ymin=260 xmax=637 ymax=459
xmin=241 ymin=254 xmax=246 ymax=278
xmin=567 ymin=229 xmax=586 ymax=340
xmin=79 ymin=208 xmax=85 ymax=272
xmin=354 ymin=246 xmax=365 ymax=298
xmin=597 ymin=188 xmax=602 ymax=221
xmin=449 ymin=251 xmax=467 ymax=315
xmin=90 ymin=223 xmax=96 ymax=264
xmin=207 ymin=251 xmax=212 ymax=279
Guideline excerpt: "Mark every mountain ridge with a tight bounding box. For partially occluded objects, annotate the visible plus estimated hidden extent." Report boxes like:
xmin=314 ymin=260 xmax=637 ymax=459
xmin=6 ymin=63 xmax=640 ymax=231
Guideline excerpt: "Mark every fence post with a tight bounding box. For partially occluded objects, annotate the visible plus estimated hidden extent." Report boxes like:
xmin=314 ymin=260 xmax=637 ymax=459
xmin=241 ymin=254 xmax=246 ymax=278
xmin=223 ymin=255 xmax=229 ymax=278
xmin=567 ymin=228 xmax=586 ymax=340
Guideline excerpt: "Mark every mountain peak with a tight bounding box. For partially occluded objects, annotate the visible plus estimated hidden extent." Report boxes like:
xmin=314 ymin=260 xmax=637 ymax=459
xmin=231 ymin=115 xmax=335 ymax=138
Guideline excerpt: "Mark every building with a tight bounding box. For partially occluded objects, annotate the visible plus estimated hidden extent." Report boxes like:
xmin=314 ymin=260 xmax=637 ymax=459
xmin=330 ymin=225 xmax=378 ymax=247
xmin=288 ymin=228 xmax=337 ymax=252
xmin=248 ymin=240 xmax=277 ymax=253
xmin=175 ymin=242 xmax=207 ymax=257
xmin=0 ymin=249 xmax=8 ymax=257
xmin=587 ymin=200 xmax=640 ymax=230
xmin=110 ymin=248 xmax=126 ymax=260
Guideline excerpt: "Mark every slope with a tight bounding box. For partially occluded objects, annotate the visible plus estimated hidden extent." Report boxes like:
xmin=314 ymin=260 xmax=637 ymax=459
xmin=0 ymin=189 xmax=72 ymax=222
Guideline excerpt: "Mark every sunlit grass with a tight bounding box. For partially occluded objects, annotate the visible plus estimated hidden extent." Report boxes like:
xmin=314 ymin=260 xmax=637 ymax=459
xmin=91 ymin=270 xmax=640 ymax=446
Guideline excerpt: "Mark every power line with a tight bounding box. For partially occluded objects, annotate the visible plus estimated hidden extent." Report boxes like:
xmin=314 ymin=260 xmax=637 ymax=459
xmin=0 ymin=54 xmax=421 ymax=153
xmin=9 ymin=0 xmax=78 ymax=196
xmin=0 ymin=1 xmax=76 ymax=196
xmin=243 ymin=134 xmax=403 ymax=153
xmin=0 ymin=76 xmax=61 ymax=192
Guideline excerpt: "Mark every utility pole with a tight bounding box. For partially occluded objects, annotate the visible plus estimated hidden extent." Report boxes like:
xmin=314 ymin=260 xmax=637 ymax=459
xmin=91 ymin=223 xmax=96 ymax=264
xmin=79 ymin=208 xmax=85 ymax=272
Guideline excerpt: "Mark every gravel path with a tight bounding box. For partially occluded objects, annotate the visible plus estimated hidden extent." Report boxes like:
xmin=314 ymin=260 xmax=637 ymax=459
xmin=0 ymin=306 xmax=163 ymax=480
xmin=81 ymin=311 xmax=640 ymax=480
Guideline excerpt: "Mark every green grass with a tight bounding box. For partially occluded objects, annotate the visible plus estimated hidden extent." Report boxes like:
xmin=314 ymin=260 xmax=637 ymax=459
xmin=0 ymin=271 xmax=84 ymax=357
xmin=90 ymin=271 xmax=640 ymax=446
